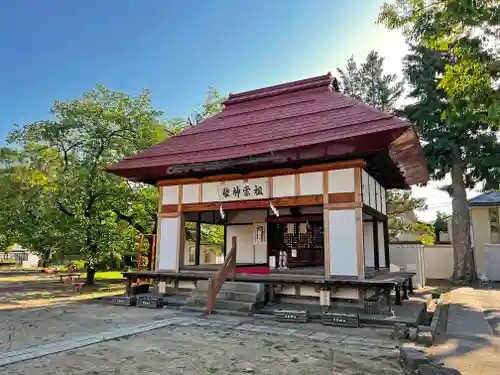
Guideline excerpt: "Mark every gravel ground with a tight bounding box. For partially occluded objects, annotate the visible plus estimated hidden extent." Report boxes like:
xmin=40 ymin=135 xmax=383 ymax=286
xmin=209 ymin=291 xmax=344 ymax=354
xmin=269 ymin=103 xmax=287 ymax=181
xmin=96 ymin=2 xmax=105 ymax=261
xmin=3 ymin=324 xmax=408 ymax=375
xmin=0 ymin=303 xmax=171 ymax=351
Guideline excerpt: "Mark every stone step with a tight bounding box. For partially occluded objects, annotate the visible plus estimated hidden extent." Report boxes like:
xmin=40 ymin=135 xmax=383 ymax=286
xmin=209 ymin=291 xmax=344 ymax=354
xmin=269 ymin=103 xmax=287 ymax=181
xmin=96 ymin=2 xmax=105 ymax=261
xmin=196 ymin=280 xmax=264 ymax=294
xmin=186 ymin=297 xmax=255 ymax=313
xmin=179 ymin=305 xmax=252 ymax=316
xmin=191 ymin=290 xmax=261 ymax=303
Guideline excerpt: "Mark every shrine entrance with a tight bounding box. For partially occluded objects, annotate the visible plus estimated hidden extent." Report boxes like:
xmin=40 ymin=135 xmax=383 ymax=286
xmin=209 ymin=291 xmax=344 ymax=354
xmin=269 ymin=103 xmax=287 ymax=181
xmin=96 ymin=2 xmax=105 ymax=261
xmin=267 ymin=210 xmax=324 ymax=269
xmin=182 ymin=205 xmax=325 ymax=272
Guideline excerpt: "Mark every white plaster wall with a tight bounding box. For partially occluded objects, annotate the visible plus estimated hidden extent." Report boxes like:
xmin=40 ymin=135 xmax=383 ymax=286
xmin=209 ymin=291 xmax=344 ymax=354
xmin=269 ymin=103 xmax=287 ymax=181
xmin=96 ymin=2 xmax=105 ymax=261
xmin=182 ymin=184 xmax=199 ymax=204
xmin=22 ymin=253 xmax=40 ymax=268
xmin=254 ymin=243 xmax=267 ymax=263
xmin=381 ymin=188 xmax=387 ymax=214
xmin=378 ymin=221 xmax=386 ymax=266
xmin=202 ymin=182 xmax=219 ymax=202
xmin=157 ymin=217 xmax=180 ymax=270
xmin=423 ymin=244 xmax=454 ymax=279
xmin=300 ymin=172 xmax=323 ymax=195
xmin=227 ymin=210 xmax=267 ymax=224
xmin=161 ymin=185 xmax=179 ymax=205
xmin=272 ymin=175 xmax=295 ymax=197
xmin=328 ymin=209 xmax=358 ymax=276
xmin=364 ymin=222 xmax=375 ymax=267
xmin=328 ymin=168 xmax=354 ymax=193
xmin=377 ymin=184 xmax=385 ymax=212
xmin=390 ymin=243 xmax=454 ymax=280
xmin=361 ymin=170 xmax=369 ymax=206
xmin=369 ymin=175 xmax=376 ymax=209
xmin=178 ymin=281 xmax=196 ymax=290
xmin=226 ymin=224 xmax=255 ymax=263
xmin=485 ymin=244 xmax=500 ymax=281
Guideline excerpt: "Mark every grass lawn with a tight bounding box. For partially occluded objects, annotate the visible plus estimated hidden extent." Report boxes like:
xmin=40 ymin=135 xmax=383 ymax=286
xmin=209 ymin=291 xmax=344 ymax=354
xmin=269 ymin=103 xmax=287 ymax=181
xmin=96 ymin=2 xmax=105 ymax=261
xmin=90 ymin=271 xmax=125 ymax=280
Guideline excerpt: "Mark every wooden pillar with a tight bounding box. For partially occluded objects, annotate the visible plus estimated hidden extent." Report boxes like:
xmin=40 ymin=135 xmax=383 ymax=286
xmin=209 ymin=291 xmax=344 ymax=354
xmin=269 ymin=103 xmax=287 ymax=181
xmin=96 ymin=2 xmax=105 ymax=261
xmin=383 ymin=218 xmax=390 ymax=268
xmin=354 ymin=168 xmax=365 ymax=279
xmin=373 ymin=217 xmax=380 ymax=270
xmin=195 ymin=213 xmax=201 ymax=266
xmin=323 ymin=171 xmax=330 ymax=278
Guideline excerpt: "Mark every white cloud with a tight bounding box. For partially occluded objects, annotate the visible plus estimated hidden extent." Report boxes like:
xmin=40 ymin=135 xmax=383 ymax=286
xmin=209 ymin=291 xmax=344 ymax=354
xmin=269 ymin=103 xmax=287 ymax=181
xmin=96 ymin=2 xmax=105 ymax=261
xmin=412 ymin=175 xmax=483 ymax=222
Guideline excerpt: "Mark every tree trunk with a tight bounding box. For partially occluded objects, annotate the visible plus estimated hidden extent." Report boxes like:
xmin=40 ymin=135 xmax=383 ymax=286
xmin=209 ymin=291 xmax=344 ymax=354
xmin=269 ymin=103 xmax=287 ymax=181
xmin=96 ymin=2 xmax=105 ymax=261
xmin=450 ymin=155 xmax=476 ymax=283
xmin=86 ymin=266 xmax=96 ymax=285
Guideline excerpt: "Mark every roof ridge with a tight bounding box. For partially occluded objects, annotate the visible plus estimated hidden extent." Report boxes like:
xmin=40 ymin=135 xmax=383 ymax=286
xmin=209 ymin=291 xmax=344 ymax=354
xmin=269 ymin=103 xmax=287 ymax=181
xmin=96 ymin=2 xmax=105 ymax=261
xmin=224 ymin=73 xmax=334 ymax=105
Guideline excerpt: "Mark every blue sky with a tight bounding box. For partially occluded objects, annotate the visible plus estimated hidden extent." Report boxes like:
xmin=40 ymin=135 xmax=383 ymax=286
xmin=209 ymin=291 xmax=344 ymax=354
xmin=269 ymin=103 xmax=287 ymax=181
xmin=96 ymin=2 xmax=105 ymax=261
xmin=1 ymin=0 xmax=459 ymax=220
xmin=0 ymin=0 xmax=407 ymax=139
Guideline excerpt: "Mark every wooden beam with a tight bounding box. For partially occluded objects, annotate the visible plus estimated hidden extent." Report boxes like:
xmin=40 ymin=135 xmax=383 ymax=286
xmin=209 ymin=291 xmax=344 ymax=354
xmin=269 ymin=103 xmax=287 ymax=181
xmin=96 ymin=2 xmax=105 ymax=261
xmin=161 ymin=191 xmax=356 ymax=214
xmin=195 ymin=213 xmax=201 ymax=266
xmin=266 ymin=215 xmax=323 ymax=223
xmin=295 ymin=173 xmax=301 ymax=196
xmin=383 ymin=219 xmax=390 ymax=268
xmin=169 ymin=194 xmax=324 ymax=213
xmin=323 ymin=202 xmax=362 ymax=210
xmin=178 ymin=185 xmax=183 ymax=212
xmin=157 ymin=159 xmax=366 ymax=187
xmin=354 ymin=167 xmax=362 ymax=204
xmin=158 ymin=212 xmax=182 ymax=218
xmin=198 ymin=183 xmax=203 ymax=203
xmin=363 ymin=205 xmax=387 ymax=220
xmin=157 ymin=186 xmax=163 ymax=213
xmin=268 ymin=177 xmax=273 ymax=198
xmin=328 ymin=192 xmax=355 ymax=204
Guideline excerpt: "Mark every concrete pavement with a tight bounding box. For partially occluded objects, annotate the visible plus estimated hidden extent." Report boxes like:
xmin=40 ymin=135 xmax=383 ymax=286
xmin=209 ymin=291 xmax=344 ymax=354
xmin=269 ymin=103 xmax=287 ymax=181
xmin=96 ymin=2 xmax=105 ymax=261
xmin=427 ymin=286 xmax=500 ymax=375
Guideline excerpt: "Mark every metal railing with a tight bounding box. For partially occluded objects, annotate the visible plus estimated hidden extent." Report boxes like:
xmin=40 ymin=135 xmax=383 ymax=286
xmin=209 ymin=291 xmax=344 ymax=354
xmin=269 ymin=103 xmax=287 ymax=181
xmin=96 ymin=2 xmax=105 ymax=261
xmin=207 ymin=236 xmax=237 ymax=314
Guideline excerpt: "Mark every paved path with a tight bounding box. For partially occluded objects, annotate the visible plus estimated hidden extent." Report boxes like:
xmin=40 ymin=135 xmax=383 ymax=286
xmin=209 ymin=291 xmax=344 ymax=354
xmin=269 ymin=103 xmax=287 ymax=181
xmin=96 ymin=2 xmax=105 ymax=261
xmin=427 ymin=286 xmax=500 ymax=375
xmin=0 ymin=311 xmax=399 ymax=368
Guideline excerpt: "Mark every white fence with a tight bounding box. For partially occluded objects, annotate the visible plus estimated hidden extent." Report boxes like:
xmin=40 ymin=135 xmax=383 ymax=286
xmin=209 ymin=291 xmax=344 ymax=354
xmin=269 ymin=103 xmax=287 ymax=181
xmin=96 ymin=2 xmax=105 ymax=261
xmin=389 ymin=243 xmax=455 ymax=286
xmin=390 ymin=242 xmax=500 ymax=282
xmin=485 ymin=244 xmax=500 ymax=281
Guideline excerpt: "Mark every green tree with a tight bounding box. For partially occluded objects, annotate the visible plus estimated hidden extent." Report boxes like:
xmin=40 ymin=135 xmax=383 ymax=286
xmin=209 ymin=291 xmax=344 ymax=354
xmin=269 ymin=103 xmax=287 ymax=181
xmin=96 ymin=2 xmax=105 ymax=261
xmin=337 ymin=50 xmax=404 ymax=112
xmin=188 ymin=87 xmax=225 ymax=125
xmin=7 ymin=86 xmax=169 ymax=283
xmin=338 ymin=52 xmax=426 ymax=238
xmin=386 ymin=190 xmax=427 ymax=240
xmin=434 ymin=211 xmax=451 ymax=243
xmin=378 ymin=0 xmax=500 ymax=282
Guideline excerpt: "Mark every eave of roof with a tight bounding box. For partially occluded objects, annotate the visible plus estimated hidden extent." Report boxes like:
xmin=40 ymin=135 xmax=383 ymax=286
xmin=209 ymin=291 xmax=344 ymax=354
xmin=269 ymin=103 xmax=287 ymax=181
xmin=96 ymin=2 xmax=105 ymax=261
xmin=469 ymin=190 xmax=500 ymax=206
xmin=106 ymin=73 xmax=429 ymax=187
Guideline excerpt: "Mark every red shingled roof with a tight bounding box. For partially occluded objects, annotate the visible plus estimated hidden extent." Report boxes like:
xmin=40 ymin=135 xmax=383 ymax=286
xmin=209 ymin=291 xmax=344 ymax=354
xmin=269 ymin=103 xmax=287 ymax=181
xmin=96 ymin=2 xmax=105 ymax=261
xmin=107 ymin=73 xmax=428 ymax=186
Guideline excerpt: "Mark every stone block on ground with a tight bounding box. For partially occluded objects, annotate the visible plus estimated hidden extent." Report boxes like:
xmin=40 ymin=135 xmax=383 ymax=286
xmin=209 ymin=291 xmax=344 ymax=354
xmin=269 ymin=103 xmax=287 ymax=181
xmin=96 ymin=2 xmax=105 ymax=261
xmin=418 ymin=364 xmax=462 ymax=375
xmin=392 ymin=323 xmax=409 ymax=339
xmin=409 ymin=327 xmax=418 ymax=341
xmin=399 ymin=346 xmax=430 ymax=370
xmin=418 ymin=325 xmax=434 ymax=334
xmin=274 ymin=309 xmax=308 ymax=323
xmin=416 ymin=331 xmax=434 ymax=346
xmin=321 ymin=312 xmax=359 ymax=328
xmin=137 ymin=295 xmax=164 ymax=308
xmin=108 ymin=295 xmax=137 ymax=306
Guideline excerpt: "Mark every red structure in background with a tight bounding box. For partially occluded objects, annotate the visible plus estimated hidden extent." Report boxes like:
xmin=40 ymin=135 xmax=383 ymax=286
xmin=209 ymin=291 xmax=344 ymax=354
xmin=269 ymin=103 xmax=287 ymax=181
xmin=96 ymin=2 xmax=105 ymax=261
xmin=137 ymin=233 xmax=156 ymax=272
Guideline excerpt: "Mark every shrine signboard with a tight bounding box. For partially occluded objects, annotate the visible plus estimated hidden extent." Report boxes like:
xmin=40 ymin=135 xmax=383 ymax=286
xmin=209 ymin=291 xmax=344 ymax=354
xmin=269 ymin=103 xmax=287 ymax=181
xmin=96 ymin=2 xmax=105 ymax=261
xmin=217 ymin=181 xmax=269 ymax=202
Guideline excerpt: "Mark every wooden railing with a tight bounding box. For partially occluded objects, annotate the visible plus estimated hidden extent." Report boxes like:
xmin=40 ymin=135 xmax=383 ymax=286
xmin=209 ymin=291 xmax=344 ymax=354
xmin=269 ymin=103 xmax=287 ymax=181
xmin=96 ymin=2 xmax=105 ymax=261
xmin=207 ymin=236 xmax=237 ymax=314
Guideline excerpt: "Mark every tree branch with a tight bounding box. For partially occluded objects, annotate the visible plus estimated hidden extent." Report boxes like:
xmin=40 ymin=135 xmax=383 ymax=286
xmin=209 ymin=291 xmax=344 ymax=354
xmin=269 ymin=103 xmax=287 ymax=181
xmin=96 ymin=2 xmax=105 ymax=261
xmin=56 ymin=200 xmax=76 ymax=218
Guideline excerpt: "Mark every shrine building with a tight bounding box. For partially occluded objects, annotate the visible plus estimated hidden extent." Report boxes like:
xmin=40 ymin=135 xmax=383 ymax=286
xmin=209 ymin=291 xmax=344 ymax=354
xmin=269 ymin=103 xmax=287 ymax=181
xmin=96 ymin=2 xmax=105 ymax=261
xmin=107 ymin=73 xmax=429 ymax=312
